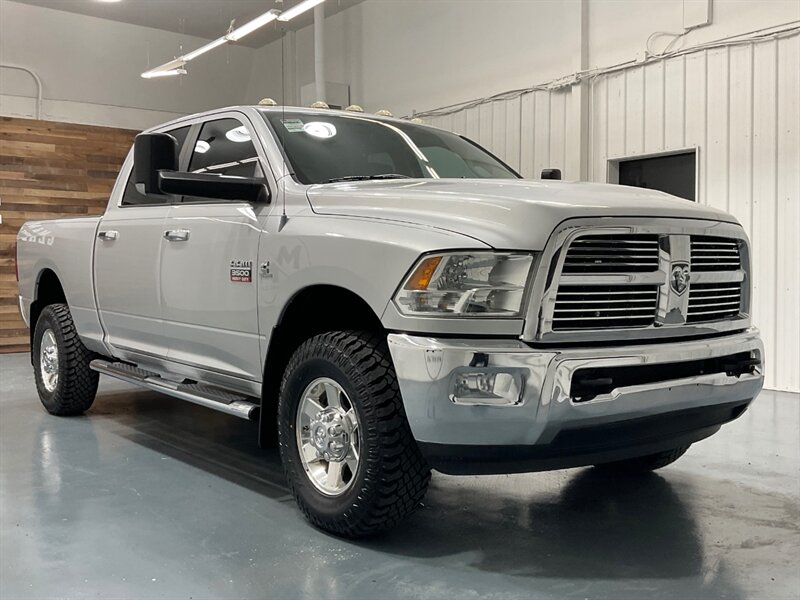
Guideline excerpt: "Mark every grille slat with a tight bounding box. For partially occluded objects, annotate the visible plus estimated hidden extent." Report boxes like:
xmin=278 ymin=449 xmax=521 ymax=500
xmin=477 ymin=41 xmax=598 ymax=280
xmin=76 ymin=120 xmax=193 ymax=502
xmin=555 ymin=306 xmax=657 ymax=313
xmin=691 ymin=236 xmax=742 ymax=272
xmin=556 ymin=299 xmax=656 ymax=305
xmin=688 ymin=301 xmax=741 ymax=309
xmin=687 ymin=282 xmax=742 ymax=323
xmin=562 ymin=234 xmax=659 ymax=274
xmin=552 ymin=284 xmax=658 ymax=330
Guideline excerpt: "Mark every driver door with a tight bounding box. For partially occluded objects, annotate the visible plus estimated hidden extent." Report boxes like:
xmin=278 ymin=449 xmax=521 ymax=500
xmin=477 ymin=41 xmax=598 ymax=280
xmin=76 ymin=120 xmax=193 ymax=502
xmin=160 ymin=115 xmax=270 ymax=381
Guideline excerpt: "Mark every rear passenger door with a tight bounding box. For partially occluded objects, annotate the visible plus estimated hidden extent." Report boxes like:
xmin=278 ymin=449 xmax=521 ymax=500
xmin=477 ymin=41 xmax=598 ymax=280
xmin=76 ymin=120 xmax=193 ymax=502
xmin=94 ymin=126 xmax=190 ymax=358
xmin=161 ymin=114 xmax=270 ymax=381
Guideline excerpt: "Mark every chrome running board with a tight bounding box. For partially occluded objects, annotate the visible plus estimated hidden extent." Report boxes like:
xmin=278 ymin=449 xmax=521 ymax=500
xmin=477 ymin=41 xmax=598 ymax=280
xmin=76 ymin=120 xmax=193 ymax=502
xmin=90 ymin=359 xmax=259 ymax=421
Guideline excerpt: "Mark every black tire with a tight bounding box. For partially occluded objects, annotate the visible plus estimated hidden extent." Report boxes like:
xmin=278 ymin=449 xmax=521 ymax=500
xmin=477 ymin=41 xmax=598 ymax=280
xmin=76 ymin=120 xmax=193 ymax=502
xmin=594 ymin=445 xmax=690 ymax=473
xmin=278 ymin=331 xmax=430 ymax=538
xmin=32 ymin=303 xmax=99 ymax=416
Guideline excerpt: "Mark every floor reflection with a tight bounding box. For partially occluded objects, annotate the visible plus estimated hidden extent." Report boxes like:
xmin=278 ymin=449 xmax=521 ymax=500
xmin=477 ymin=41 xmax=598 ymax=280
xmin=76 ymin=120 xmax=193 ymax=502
xmin=87 ymin=390 xmax=708 ymax=581
xmin=17 ymin=381 xmax=797 ymax=599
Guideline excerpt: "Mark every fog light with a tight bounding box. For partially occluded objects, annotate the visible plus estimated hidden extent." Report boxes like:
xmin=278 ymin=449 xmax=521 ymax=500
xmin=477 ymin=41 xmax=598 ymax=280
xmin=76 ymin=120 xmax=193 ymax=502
xmin=449 ymin=369 xmax=525 ymax=406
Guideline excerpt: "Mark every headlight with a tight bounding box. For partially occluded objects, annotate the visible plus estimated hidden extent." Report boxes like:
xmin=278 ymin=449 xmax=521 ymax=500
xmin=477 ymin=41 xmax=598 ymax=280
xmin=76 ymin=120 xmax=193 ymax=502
xmin=394 ymin=252 xmax=535 ymax=317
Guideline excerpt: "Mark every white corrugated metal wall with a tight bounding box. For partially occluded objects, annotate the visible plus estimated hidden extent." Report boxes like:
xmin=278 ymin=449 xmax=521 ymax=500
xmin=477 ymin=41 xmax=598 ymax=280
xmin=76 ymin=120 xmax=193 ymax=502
xmin=426 ymin=34 xmax=800 ymax=392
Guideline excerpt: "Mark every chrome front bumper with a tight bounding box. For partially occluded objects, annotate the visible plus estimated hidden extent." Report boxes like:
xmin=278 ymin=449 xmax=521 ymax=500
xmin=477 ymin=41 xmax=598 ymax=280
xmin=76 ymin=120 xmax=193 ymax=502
xmin=387 ymin=329 xmax=764 ymax=462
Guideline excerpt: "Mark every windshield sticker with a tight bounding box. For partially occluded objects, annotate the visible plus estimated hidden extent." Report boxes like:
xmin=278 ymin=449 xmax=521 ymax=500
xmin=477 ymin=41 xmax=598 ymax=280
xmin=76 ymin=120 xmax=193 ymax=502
xmin=281 ymin=119 xmax=305 ymax=132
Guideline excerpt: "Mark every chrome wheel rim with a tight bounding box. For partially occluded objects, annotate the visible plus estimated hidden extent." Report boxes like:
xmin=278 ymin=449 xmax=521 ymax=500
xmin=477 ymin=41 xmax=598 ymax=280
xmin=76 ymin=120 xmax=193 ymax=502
xmin=296 ymin=377 xmax=361 ymax=496
xmin=40 ymin=329 xmax=59 ymax=393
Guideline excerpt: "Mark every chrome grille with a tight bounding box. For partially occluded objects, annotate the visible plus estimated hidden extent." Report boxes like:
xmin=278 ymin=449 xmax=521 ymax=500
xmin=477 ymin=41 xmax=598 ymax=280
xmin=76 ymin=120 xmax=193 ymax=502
xmin=539 ymin=225 xmax=750 ymax=339
xmin=562 ymin=234 xmax=659 ymax=273
xmin=553 ymin=285 xmax=659 ymax=330
xmin=687 ymin=282 xmax=742 ymax=322
xmin=691 ymin=236 xmax=741 ymax=271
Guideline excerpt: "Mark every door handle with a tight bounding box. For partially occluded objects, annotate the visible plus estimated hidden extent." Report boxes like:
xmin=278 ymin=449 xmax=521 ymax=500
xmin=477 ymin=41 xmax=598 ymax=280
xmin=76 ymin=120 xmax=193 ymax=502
xmin=164 ymin=229 xmax=190 ymax=242
xmin=97 ymin=230 xmax=118 ymax=241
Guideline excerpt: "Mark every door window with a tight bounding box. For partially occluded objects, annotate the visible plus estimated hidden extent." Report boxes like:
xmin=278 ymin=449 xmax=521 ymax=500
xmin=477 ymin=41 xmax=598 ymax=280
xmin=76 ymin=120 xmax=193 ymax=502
xmin=121 ymin=126 xmax=190 ymax=206
xmin=183 ymin=118 xmax=264 ymax=203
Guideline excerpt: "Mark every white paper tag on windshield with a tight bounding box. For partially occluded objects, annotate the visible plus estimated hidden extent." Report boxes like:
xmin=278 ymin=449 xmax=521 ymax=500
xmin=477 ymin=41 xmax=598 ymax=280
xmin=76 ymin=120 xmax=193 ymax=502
xmin=281 ymin=119 xmax=305 ymax=132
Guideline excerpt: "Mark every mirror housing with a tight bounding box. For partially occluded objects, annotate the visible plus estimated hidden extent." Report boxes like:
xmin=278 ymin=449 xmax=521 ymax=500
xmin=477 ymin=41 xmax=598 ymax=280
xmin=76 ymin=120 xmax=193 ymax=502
xmin=541 ymin=168 xmax=562 ymax=180
xmin=134 ymin=132 xmax=178 ymax=194
xmin=158 ymin=171 xmax=270 ymax=204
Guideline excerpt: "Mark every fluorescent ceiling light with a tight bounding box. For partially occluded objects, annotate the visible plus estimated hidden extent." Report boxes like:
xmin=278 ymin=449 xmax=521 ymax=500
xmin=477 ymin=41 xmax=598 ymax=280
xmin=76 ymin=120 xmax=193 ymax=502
xmin=227 ymin=9 xmax=280 ymax=41
xmin=277 ymin=0 xmax=326 ymax=22
xmin=141 ymin=68 xmax=186 ymax=79
xmin=142 ymin=1 xmax=313 ymax=80
xmin=183 ymin=37 xmax=227 ymax=61
xmin=194 ymin=140 xmax=210 ymax=153
xmin=141 ymin=57 xmax=185 ymax=78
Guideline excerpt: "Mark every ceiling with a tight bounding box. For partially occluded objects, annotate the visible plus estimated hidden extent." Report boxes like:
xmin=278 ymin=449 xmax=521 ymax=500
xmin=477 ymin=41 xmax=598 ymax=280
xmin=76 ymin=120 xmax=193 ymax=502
xmin=11 ymin=0 xmax=363 ymax=47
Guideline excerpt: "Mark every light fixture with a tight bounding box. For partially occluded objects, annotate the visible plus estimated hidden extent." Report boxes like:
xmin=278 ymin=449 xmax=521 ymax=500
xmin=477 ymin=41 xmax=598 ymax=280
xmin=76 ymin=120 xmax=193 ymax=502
xmin=194 ymin=140 xmax=210 ymax=154
xmin=141 ymin=68 xmax=187 ymax=79
xmin=277 ymin=0 xmax=326 ymax=22
xmin=142 ymin=1 xmax=326 ymax=79
xmin=183 ymin=37 xmax=227 ymax=61
xmin=95 ymin=0 xmax=123 ymax=3
xmin=141 ymin=57 xmax=186 ymax=79
xmin=227 ymin=9 xmax=280 ymax=42
xmin=225 ymin=126 xmax=251 ymax=142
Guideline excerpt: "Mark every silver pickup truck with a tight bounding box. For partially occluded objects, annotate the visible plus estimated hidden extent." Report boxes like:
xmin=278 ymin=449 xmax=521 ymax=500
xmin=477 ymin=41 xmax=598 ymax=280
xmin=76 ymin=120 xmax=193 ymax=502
xmin=16 ymin=106 xmax=764 ymax=537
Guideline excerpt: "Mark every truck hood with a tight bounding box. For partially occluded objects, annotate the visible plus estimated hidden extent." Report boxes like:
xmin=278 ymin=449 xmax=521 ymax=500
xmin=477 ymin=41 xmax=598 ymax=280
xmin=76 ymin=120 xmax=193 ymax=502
xmin=306 ymin=179 xmax=737 ymax=249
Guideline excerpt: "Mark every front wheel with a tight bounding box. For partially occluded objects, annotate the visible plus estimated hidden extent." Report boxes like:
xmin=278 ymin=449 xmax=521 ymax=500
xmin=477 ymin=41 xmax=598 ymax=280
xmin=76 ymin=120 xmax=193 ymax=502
xmin=278 ymin=331 xmax=430 ymax=538
xmin=594 ymin=445 xmax=690 ymax=473
xmin=32 ymin=303 xmax=99 ymax=416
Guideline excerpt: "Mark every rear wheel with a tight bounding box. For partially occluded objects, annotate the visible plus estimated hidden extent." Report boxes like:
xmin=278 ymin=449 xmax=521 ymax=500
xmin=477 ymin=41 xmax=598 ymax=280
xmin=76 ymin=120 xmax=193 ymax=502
xmin=278 ymin=331 xmax=430 ymax=538
xmin=594 ymin=445 xmax=690 ymax=473
xmin=33 ymin=304 xmax=99 ymax=416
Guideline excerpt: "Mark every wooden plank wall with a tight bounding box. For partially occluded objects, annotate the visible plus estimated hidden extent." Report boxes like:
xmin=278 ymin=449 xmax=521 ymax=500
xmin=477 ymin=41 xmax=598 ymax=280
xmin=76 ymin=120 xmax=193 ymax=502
xmin=0 ymin=117 xmax=137 ymax=354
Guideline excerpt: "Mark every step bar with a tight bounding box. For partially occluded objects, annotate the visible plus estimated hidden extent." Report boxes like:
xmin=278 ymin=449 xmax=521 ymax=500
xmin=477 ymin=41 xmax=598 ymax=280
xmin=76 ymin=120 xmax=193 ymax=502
xmin=90 ymin=359 xmax=259 ymax=421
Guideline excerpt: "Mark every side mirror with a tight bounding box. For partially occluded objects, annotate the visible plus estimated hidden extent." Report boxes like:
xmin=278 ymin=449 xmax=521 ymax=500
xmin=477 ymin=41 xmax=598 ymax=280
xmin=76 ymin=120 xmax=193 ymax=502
xmin=133 ymin=131 xmax=270 ymax=203
xmin=134 ymin=132 xmax=178 ymax=195
xmin=541 ymin=168 xmax=562 ymax=180
xmin=159 ymin=172 xmax=270 ymax=204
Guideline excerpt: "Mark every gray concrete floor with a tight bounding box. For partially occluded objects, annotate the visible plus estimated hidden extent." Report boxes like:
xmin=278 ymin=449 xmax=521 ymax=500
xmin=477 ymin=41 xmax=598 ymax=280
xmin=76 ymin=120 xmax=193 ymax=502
xmin=1 ymin=352 xmax=798 ymax=600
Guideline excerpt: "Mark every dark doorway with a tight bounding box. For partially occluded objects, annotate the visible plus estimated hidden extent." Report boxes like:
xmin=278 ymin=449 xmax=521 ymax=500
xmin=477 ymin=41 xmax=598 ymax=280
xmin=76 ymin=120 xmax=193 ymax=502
xmin=617 ymin=151 xmax=696 ymax=201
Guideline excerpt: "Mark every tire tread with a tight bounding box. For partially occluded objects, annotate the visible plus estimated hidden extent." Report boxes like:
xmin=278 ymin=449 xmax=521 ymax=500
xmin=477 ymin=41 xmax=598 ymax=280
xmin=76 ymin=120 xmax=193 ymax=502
xmin=34 ymin=303 xmax=98 ymax=416
xmin=279 ymin=330 xmax=430 ymax=538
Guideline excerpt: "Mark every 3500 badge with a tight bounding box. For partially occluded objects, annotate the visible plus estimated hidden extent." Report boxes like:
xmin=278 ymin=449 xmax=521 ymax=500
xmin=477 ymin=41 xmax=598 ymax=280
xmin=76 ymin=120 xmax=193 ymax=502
xmin=230 ymin=260 xmax=253 ymax=283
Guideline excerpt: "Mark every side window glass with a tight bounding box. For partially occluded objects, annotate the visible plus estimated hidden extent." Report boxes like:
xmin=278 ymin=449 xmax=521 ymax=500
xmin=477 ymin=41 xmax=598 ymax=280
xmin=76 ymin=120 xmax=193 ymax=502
xmin=183 ymin=118 xmax=264 ymax=203
xmin=190 ymin=118 xmax=263 ymax=178
xmin=121 ymin=126 xmax=190 ymax=206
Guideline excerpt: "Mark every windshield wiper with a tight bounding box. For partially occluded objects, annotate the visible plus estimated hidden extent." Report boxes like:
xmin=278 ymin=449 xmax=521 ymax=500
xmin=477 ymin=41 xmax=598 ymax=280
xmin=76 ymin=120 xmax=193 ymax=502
xmin=324 ymin=174 xmax=413 ymax=183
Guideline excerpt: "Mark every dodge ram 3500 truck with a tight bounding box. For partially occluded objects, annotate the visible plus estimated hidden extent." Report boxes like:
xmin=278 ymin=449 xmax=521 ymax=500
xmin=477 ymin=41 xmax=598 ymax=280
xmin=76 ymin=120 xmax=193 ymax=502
xmin=16 ymin=106 xmax=764 ymax=537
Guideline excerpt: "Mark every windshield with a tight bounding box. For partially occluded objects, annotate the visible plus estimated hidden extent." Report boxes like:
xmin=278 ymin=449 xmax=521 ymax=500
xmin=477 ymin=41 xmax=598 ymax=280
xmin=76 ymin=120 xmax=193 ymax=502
xmin=260 ymin=110 xmax=519 ymax=184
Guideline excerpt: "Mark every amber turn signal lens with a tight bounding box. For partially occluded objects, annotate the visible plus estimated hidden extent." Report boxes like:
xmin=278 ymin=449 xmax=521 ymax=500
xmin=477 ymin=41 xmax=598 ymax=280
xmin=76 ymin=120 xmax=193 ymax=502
xmin=404 ymin=256 xmax=442 ymax=290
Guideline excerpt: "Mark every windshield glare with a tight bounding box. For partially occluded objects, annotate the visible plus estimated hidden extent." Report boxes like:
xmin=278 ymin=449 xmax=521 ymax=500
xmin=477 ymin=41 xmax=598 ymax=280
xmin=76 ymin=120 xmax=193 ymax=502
xmin=260 ymin=110 xmax=519 ymax=185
